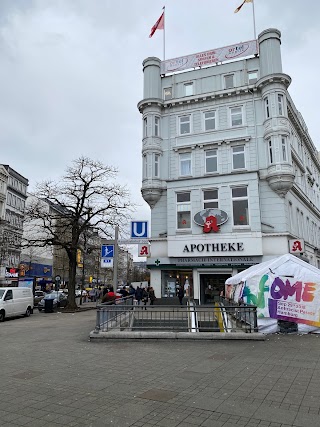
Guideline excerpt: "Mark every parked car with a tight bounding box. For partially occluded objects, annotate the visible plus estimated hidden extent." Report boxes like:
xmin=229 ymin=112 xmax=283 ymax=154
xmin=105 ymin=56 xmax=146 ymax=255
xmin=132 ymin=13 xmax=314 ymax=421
xmin=38 ymin=292 xmax=68 ymax=312
xmin=34 ymin=291 xmax=45 ymax=306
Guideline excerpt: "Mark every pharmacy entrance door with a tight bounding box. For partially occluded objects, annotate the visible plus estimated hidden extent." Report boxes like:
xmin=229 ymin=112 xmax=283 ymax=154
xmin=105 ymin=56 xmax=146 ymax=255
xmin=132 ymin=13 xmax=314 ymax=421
xmin=200 ymin=274 xmax=231 ymax=305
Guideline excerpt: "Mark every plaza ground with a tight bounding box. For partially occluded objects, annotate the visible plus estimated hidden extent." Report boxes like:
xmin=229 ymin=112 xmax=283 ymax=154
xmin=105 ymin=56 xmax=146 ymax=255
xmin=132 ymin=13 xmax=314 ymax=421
xmin=0 ymin=308 xmax=320 ymax=426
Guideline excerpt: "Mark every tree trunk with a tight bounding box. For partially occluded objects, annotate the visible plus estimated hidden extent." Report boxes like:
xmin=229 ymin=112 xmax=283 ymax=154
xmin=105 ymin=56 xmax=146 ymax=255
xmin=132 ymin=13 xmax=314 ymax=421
xmin=66 ymin=249 xmax=77 ymax=310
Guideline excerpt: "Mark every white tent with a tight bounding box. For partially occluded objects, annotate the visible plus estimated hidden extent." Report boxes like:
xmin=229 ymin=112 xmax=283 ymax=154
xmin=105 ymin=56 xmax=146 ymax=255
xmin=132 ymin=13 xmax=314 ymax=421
xmin=225 ymin=254 xmax=320 ymax=334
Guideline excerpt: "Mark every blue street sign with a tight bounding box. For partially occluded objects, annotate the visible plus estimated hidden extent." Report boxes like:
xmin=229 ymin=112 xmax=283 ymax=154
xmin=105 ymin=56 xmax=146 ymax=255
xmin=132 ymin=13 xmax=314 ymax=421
xmin=131 ymin=221 xmax=148 ymax=239
xmin=101 ymin=244 xmax=114 ymax=258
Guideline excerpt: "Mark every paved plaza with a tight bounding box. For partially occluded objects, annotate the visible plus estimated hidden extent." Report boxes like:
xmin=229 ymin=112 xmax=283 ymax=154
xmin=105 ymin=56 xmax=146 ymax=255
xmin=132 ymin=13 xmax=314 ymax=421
xmin=1 ymin=309 xmax=320 ymax=427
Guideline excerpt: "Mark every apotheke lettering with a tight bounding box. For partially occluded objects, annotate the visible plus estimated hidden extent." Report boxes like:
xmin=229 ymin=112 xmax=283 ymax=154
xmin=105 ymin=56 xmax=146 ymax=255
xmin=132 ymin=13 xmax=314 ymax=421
xmin=183 ymin=242 xmax=244 ymax=253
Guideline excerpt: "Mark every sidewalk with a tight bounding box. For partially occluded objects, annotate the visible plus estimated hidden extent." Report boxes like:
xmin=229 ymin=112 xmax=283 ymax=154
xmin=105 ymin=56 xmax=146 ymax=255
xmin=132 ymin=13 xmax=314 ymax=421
xmin=0 ymin=309 xmax=320 ymax=426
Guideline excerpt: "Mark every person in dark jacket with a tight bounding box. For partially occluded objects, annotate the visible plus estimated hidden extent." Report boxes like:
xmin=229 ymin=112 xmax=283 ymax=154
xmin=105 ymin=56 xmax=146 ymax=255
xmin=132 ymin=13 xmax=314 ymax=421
xmin=149 ymin=287 xmax=156 ymax=306
xmin=142 ymin=287 xmax=149 ymax=310
xmin=178 ymin=286 xmax=184 ymax=305
xmin=135 ymin=286 xmax=143 ymax=305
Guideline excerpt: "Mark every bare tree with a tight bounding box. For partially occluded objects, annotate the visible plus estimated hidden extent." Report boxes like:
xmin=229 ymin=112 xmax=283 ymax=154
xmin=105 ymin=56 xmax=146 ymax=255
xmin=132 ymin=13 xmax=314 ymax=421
xmin=23 ymin=157 xmax=133 ymax=309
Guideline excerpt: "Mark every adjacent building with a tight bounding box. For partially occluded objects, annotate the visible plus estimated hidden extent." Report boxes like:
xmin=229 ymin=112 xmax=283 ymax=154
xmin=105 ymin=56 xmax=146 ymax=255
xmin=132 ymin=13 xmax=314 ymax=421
xmin=0 ymin=165 xmax=28 ymax=286
xmin=138 ymin=28 xmax=320 ymax=303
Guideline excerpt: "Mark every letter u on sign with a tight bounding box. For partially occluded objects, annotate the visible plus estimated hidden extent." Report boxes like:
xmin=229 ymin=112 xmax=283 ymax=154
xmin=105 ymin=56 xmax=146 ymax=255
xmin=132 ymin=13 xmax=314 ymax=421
xmin=131 ymin=221 xmax=148 ymax=238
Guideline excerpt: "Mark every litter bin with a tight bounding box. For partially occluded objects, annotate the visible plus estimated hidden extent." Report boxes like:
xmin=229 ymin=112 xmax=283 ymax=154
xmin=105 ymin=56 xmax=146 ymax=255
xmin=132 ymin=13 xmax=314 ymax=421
xmin=44 ymin=299 xmax=54 ymax=313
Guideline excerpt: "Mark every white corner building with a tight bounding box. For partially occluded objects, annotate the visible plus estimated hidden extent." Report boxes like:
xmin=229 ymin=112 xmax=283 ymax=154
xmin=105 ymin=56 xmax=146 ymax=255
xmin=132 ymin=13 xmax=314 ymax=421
xmin=138 ymin=28 xmax=320 ymax=303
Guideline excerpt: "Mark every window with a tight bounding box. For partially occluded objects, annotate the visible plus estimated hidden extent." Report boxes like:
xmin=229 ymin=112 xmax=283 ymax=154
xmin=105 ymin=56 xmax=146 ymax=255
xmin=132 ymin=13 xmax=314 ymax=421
xmin=232 ymin=146 xmax=245 ymax=170
xmin=143 ymin=117 xmax=148 ymax=137
xmin=232 ymin=187 xmax=249 ymax=226
xmin=154 ymin=154 xmax=160 ymax=178
xmin=296 ymin=209 xmax=300 ymax=236
xmin=205 ymin=150 xmax=218 ymax=173
xmin=179 ymin=152 xmax=191 ymax=176
xmin=177 ymin=192 xmax=191 ymax=229
xmin=281 ymin=136 xmax=287 ymax=161
xmin=184 ymin=82 xmax=193 ymax=96
xmin=224 ymin=74 xmax=234 ymax=89
xmin=268 ymin=139 xmax=274 ymax=164
xmin=230 ymin=106 xmax=243 ymax=127
xmin=248 ymin=71 xmax=258 ymax=84
xmin=264 ymin=97 xmax=270 ymax=119
xmin=203 ymin=189 xmax=218 ymax=209
xmin=143 ymin=155 xmax=147 ymax=179
xmin=179 ymin=115 xmax=191 ymax=135
xmin=278 ymin=94 xmax=284 ymax=115
xmin=204 ymin=111 xmax=216 ymax=131
xmin=288 ymin=201 xmax=293 ymax=232
xmin=300 ymin=212 xmax=304 ymax=238
xmin=5 ymin=290 xmax=13 ymax=301
xmin=164 ymin=87 xmax=172 ymax=100
xmin=155 ymin=116 xmax=160 ymax=137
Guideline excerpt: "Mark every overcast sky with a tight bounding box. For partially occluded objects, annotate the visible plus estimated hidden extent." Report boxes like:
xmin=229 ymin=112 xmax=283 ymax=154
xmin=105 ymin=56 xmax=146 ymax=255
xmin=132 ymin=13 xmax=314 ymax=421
xmin=0 ymin=0 xmax=319 ymax=248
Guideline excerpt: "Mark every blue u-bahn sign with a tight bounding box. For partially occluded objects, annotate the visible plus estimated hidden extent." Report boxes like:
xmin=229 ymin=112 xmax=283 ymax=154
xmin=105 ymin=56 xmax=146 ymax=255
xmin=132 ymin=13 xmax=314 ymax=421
xmin=131 ymin=221 xmax=148 ymax=239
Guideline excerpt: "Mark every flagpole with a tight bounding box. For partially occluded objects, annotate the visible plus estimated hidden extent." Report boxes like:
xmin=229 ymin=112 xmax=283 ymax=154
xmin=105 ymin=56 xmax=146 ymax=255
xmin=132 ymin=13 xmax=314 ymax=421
xmin=163 ymin=6 xmax=166 ymax=61
xmin=252 ymin=0 xmax=257 ymax=40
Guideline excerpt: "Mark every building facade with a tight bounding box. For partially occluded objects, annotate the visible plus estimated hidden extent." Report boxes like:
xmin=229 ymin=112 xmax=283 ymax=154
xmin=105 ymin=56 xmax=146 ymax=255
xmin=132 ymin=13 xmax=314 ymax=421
xmin=138 ymin=28 xmax=320 ymax=303
xmin=0 ymin=165 xmax=28 ymax=286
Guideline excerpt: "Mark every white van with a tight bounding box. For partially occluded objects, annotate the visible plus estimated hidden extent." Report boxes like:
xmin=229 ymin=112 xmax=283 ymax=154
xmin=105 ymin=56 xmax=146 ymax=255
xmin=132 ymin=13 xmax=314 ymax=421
xmin=0 ymin=287 xmax=33 ymax=322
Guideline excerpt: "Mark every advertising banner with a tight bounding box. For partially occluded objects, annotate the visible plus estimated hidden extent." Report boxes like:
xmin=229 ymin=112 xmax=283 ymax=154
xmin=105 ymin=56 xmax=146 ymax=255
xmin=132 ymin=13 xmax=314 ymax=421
xmin=161 ymin=39 xmax=258 ymax=74
xmin=241 ymin=274 xmax=320 ymax=327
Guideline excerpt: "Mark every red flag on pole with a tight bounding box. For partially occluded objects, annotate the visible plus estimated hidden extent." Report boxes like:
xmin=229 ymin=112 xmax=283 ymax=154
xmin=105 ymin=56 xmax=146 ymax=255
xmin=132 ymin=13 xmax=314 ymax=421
xmin=234 ymin=0 xmax=252 ymax=13
xmin=149 ymin=11 xmax=164 ymax=38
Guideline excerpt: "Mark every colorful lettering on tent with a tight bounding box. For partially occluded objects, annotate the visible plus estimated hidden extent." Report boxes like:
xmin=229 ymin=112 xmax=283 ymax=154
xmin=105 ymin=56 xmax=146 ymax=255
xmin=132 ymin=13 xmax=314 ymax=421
xmin=243 ymin=274 xmax=269 ymax=314
xmin=268 ymin=277 xmax=319 ymax=325
xmin=270 ymin=277 xmax=315 ymax=302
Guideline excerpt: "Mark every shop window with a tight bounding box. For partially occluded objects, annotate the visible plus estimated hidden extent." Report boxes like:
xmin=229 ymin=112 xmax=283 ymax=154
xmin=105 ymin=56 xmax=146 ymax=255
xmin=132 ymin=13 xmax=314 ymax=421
xmin=232 ymin=187 xmax=249 ymax=226
xmin=176 ymin=192 xmax=191 ymax=229
xmin=161 ymin=270 xmax=193 ymax=299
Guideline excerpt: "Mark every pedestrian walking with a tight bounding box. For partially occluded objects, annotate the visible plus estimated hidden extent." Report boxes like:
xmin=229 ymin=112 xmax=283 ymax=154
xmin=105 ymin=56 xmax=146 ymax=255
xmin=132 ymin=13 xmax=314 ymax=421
xmin=149 ymin=287 xmax=156 ymax=306
xmin=128 ymin=284 xmax=135 ymax=296
xmin=135 ymin=286 xmax=143 ymax=305
xmin=178 ymin=286 xmax=184 ymax=305
xmin=142 ymin=287 xmax=149 ymax=310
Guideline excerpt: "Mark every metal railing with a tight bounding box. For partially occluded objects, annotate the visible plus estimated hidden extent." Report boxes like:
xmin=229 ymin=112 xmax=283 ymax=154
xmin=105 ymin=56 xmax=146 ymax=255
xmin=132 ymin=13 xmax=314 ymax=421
xmin=220 ymin=298 xmax=258 ymax=332
xmin=94 ymin=298 xmax=258 ymax=333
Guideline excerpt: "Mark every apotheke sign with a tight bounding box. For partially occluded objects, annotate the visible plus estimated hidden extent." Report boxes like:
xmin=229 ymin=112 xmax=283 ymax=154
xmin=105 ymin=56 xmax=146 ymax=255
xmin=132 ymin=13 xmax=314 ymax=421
xmin=183 ymin=242 xmax=244 ymax=253
xmin=168 ymin=236 xmax=263 ymax=257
